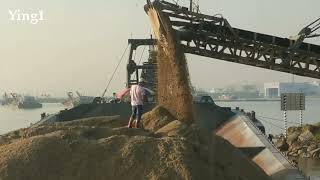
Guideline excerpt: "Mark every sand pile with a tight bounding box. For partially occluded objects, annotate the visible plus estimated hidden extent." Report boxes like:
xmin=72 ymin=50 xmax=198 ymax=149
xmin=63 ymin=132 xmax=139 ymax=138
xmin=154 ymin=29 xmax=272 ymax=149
xmin=147 ymin=5 xmax=194 ymax=124
xmin=0 ymin=107 xmax=270 ymax=180
xmin=142 ymin=106 xmax=176 ymax=131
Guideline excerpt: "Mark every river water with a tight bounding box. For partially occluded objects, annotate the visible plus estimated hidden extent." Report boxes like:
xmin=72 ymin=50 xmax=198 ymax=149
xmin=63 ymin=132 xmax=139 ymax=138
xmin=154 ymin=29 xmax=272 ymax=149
xmin=1 ymin=100 xmax=320 ymax=178
xmin=216 ymin=98 xmax=320 ymax=135
xmin=0 ymin=103 xmax=65 ymax=134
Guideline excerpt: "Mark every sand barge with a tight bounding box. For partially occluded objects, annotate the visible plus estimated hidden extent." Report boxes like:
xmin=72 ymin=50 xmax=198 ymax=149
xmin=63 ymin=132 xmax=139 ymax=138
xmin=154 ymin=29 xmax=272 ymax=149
xmin=0 ymin=106 xmax=270 ymax=180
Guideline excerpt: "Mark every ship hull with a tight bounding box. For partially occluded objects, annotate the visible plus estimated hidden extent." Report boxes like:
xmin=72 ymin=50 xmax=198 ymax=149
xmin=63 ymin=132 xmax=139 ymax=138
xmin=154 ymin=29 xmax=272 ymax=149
xmin=18 ymin=103 xmax=43 ymax=109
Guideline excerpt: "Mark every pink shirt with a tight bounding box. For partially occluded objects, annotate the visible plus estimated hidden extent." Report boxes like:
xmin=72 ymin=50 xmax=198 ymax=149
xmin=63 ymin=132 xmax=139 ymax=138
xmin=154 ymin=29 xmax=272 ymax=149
xmin=130 ymin=85 xmax=146 ymax=106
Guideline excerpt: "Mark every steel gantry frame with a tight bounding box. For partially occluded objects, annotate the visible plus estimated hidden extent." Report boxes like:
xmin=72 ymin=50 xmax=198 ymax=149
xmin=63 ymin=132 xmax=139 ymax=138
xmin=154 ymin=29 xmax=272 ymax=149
xmin=145 ymin=1 xmax=320 ymax=79
xmin=126 ymin=38 xmax=157 ymax=90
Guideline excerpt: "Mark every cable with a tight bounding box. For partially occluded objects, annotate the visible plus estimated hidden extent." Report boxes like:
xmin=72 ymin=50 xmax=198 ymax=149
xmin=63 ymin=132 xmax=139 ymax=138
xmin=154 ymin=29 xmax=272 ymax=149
xmin=257 ymin=115 xmax=281 ymax=121
xmin=258 ymin=118 xmax=284 ymax=130
xmin=101 ymin=44 xmax=129 ymax=98
xmin=257 ymin=115 xmax=301 ymax=125
xmin=133 ymin=49 xmax=137 ymax=61
xmin=138 ymin=46 xmax=147 ymax=65
xmin=259 ymin=116 xmax=299 ymax=129
xmin=172 ymin=0 xmax=180 ymax=5
xmin=212 ymin=13 xmax=223 ymax=18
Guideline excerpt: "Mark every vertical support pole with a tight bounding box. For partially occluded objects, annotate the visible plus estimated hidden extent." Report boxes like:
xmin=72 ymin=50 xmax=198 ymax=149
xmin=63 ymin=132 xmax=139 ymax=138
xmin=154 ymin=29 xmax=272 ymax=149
xmin=284 ymin=110 xmax=287 ymax=138
xmin=136 ymin=69 xmax=139 ymax=84
xmin=299 ymin=92 xmax=304 ymax=127
xmin=283 ymin=94 xmax=287 ymax=138
xmin=196 ymin=0 xmax=200 ymax=13
xmin=188 ymin=0 xmax=193 ymax=47
xmin=127 ymin=44 xmax=134 ymax=88
xmin=300 ymin=110 xmax=303 ymax=127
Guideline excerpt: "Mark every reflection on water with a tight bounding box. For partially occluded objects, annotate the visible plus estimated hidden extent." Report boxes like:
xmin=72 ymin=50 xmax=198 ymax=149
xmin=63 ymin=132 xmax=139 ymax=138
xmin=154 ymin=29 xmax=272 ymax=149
xmin=298 ymin=158 xmax=320 ymax=180
xmin=0 ymin=103 xmax=65 ymax=135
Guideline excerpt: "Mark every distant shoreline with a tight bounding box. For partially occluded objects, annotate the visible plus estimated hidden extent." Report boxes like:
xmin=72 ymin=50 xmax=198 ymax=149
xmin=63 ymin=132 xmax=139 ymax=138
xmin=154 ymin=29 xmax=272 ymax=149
xmin=214 ymin=99 xmax=280 ymax=102
xmin=214 ymin=97 xmax=320 ymax=102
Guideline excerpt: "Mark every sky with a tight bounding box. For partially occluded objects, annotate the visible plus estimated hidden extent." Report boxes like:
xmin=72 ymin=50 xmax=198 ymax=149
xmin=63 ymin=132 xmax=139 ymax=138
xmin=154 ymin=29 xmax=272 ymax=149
xmin=0 ymin=0 xmax=319 ymax=97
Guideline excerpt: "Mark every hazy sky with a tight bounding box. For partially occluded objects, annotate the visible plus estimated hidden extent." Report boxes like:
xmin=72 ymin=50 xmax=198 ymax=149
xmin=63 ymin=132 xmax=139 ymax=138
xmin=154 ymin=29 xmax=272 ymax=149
xmin=0 ymin=0 xmax=319 ymax=97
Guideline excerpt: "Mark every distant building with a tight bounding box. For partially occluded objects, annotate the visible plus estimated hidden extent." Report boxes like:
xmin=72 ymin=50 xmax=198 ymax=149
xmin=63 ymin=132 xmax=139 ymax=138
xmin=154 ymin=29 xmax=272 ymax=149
xmin=209 ymin=88 xmax=226 ymax=94
xmin=264 ymin=82 xmax=320 ymax=97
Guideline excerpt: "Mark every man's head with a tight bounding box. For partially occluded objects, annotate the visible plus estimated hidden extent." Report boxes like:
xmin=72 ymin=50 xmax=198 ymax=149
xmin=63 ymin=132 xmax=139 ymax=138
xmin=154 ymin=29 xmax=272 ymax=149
xmin=139 ymin=77 xmax=146 ymax=86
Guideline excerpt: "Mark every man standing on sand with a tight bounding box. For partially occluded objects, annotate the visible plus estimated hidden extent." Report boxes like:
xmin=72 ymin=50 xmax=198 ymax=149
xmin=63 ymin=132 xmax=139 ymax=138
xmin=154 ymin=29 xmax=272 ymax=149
xmin=127 ymin=78 xmax=146 ymax=128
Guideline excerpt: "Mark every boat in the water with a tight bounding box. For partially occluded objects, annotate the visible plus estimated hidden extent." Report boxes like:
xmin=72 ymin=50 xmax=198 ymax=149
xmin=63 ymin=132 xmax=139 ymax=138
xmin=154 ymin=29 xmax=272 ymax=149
xmin=62 ymin=91 xmax=95 ymax=107
xmin=1 ymin=93 xmax=20 ymax=106
xmin=18 ymin=96 xmax=42 ymax=109
xmin=62 ymin=92 xmax=77 ymax=107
